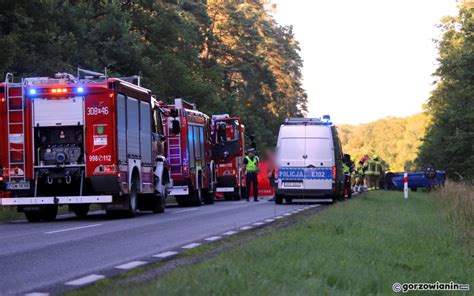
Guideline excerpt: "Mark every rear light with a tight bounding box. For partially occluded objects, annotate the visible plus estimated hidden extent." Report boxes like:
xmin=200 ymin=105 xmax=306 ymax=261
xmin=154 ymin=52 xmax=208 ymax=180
xmin=3 ymin=168 xmax=24 ymax=176
xmin=94 ymin=165 xmax=117 ymax=174
xmin=0 ymin=176 xmax=3 ymax=181
xmin=183 ymin=165 xmax=190 ymax=177
xmin=332 ymin=166 xmax=336 ymax=180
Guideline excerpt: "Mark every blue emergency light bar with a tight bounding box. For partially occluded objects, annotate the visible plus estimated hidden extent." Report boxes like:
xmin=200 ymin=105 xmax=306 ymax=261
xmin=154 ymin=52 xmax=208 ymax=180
xmin=26 ymin=87 xmax=86 ymax=97
xmin=284 ymin=116 xmax=333 ymax=125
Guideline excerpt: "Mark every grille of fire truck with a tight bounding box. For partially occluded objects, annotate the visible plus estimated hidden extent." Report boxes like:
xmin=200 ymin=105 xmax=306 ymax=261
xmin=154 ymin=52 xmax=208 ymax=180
xmin=168 ymin=135 xmax=182 ymax=176
xmin=5 ymin=73 xmax=26 ymax=182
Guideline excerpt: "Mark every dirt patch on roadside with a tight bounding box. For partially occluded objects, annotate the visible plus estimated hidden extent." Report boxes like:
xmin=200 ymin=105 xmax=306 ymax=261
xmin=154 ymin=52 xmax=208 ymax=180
xmin=122 ymin=204 xmax=328 ymax=285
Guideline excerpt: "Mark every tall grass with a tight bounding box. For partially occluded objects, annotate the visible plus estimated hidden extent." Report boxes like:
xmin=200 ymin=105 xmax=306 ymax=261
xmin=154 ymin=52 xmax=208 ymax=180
xmin=433 ymin=180 xmax=473 ymax=252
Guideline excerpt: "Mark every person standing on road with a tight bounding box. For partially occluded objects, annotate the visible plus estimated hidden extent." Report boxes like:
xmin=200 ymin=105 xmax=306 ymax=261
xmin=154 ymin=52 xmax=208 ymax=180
xmin=373 ymin=154 xmax=381 ymax=190
xmin=356 ymin=160 xmax=365 ymax=192
xmin=244 ymin=148 xmax=259 ymax=202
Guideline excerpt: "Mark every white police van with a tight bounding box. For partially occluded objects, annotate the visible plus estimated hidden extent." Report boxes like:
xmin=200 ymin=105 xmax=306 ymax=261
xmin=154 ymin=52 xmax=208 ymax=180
xmin=275 ymin=116 xmax=345 ymax=204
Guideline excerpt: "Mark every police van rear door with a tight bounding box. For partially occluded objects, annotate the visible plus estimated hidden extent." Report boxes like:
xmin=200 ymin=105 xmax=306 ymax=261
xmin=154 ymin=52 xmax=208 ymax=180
xmin=303 ymin=126 xmax=333 ymax=191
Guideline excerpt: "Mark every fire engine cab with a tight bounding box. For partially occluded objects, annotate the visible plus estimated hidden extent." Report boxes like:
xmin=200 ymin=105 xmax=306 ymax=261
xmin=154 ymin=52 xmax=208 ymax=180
xmin=211 ymin=114 xmax=245 ymax=200
xmin=0 ymin=71 xmax=171 ymax=222
xmin=162 ymin=98 xmax=215 ymax=206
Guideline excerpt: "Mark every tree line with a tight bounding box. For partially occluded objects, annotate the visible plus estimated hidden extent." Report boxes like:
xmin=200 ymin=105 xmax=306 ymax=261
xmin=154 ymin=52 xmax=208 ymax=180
xmin=416 ymin=3 xmax=473 ymax=180
xmin=339 ymin=113 xmax=431 ymax=172
xmin=0 ymin=0 xmax=307 ymax=149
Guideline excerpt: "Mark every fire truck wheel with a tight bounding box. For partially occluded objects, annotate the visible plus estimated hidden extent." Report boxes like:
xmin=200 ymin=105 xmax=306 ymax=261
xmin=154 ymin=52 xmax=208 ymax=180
xmin=126 ymin=180 xmax=138 ymax=217
xmin=25 ymin=211 xmax=42 ymax=223
xmin=204 ymin=190 xmax=215 ymax=205
xmin=190 ymin=188 xmax=203 ymax=207
xmin=152 ymin=192 xmax=166 ymax=214
xmin=42 ymin=205 xmax=58 ymax=222
xmin=176 ymin=196 xmax=188 ymax=207
xmin=275 ymin=194 xmax=284 ymax=205
xmin=73 ymin=205 xmax=89 ymax=218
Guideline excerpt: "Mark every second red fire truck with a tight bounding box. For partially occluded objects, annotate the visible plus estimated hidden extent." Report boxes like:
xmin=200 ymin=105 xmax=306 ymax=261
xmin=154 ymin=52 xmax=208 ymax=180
xmin=161 ymin=98 xmax=216 ymax=206
xmin=0 ymin=72 xmax=172 ymax=221
xmin=211 ymin=114 xmax=246 ymax=200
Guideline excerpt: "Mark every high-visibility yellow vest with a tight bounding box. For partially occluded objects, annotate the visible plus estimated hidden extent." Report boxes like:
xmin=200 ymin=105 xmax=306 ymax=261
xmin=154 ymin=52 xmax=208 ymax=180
xmin=357 ymin=164 xmax=364 ymax=175
xmin=343 ymin=163 xmax=350 ymax=174
xmin=245 ymin=156 xmax=258 ymax=172
xmin=366 ymin=160 xmax=375 ymax=175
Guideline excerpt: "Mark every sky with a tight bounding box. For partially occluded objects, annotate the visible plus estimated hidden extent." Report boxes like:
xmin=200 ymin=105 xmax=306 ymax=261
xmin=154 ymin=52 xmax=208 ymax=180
xmin=272 ymin=0 xmax=459 ymax=125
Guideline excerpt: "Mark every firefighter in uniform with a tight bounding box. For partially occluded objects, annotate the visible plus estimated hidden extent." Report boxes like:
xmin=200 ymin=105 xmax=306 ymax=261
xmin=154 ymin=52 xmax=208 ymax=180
xmin=373 ymin=154 xmax=381 ymax=190
xmin=350 ymin=156 xmax=357 ymax=191
xmin=243 ymin=148 xmax=259 ymax=202
xmin=356 ymin=160 xmax=365 ymax=192
xmin=342 ymin=161 xmax=351 ymax=198
xmin=366 ymin=156 xmax=375 ymax=190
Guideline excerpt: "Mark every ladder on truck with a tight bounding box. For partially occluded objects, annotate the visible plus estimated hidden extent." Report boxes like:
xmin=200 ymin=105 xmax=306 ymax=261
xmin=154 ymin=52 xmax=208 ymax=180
xmin=5 ymin=73 xmax=26 ymax=185
xmin=167 ymin=132 xmax=183 ymax=177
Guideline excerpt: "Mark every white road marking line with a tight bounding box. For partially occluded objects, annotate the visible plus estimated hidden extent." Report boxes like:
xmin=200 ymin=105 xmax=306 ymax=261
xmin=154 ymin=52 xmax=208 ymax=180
xmin=65 ymin=274 xmax=105 ymax=286
xmin=25 ymin=293 xmax=49 ymax=296
xmin=275 ymin=216 xmax=283 ymax=219
xmin=222 ymin=230 xmax=238 ymax=236
xmin=232 ymin=201 xmax=246 ymax=204
xmin=44 ymin=224 xmax=102 ymax=234
xmin=240 ymin=226 xmax=252 ymax=230
xmin=172 ymin=208 xmax=199 ymax=214
xmin=283 ymin=213 xmax=292 ymax=216
xmin=115 ymin=261 xmax=147 ymax=270
xmin=265 ymin=218 xmax=275 ymax=222
xmin=253 ymin=222 xmax=264 ymax=226
xmin=182 ymin=243 xmax=201 ymax=249
xmin=205 ymin=236 xmax=221 ymax=241
xmin=153 ymin=251 xmax=179 ymax=258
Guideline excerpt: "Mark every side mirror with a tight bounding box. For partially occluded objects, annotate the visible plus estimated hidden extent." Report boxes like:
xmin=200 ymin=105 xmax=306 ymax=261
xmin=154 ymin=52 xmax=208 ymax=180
xmin=172 ymin=120 xmax=180 ymax=135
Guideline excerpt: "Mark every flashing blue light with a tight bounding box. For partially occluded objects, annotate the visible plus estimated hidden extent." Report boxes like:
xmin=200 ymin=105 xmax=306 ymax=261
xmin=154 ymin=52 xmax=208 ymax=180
xmin=77 ymin=87 xmax=84 ymax=93
xmin=322 ymin=114 xmax=332 ymax=125
xmin=29 ymin=89 xmax=37 ymax=95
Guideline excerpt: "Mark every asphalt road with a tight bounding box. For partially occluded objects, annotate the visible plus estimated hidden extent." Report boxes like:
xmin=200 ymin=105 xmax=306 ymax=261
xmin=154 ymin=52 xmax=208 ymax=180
xmin=0 ymin=198 xmax=314 ymax=295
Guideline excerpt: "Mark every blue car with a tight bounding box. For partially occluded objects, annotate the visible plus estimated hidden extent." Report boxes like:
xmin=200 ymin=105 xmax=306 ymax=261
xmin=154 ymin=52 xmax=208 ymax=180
xmin=386 ymin=169 xmax=446 ymax=191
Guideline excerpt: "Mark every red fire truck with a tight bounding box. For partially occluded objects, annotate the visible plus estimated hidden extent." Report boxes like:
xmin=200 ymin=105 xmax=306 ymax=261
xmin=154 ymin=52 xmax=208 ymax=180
xmin=211 ymin=114 xmax=245 ymax=200
xmin=161 ymin=98 xmax=215 ymax=206
xmin=0 ymin=72 xmax=171 ymax=222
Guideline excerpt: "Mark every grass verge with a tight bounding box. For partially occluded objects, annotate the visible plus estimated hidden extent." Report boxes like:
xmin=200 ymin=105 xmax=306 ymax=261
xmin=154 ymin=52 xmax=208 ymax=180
xmin=70 ymin=191 xmax=472 ymax=296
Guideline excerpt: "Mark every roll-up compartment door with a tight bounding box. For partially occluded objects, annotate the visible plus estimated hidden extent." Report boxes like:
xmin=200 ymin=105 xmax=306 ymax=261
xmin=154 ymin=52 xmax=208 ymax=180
xmin=127 ymin=97 xmax=140 ymax=157
xmin=140 ymin=101 xmax=152 ymax=164
xmin=117 ymin=94 xmax=127 ymax=162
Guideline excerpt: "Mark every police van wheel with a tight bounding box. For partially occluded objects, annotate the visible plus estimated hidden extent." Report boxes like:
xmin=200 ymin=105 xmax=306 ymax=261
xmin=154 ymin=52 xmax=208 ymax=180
xmin=275 ymin=194 xmax=284 ymax=205
xmin=285 ymin=197 xmax=293 ymax=204
xmin=25 ymin=211 xmax=42 ymax=223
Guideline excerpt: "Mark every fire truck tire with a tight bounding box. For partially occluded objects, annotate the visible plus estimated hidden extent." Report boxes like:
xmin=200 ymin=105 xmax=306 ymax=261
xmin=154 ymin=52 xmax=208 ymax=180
xmin=275 ymin=194 xmax=284 ymax=205
xmin=42 ymin=205 xmax=58 ymax=222
xmin=190 ymin=188 xmax=203 ymax=207
xmin=176 ymin=196 xmax=189 ymax=207
xmin=152 ymin=192 xmax=166 ymax=214
xmin=25 ymin=211 xmax=42 ymax=223
xmin=125 ymin=180 xmax=139 ymax=217
xmin=204 ymin=190 xmax=215 ymax=205
xmin=73 ymin=205 xmax=89 ymax=218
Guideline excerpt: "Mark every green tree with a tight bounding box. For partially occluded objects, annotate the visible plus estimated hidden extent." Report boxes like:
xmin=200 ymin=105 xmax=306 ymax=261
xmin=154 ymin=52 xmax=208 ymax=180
xmin=416 ymin=3 xmax=474 ymax=180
